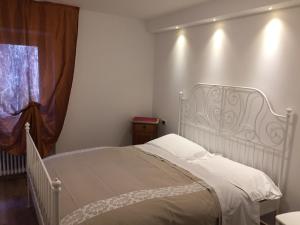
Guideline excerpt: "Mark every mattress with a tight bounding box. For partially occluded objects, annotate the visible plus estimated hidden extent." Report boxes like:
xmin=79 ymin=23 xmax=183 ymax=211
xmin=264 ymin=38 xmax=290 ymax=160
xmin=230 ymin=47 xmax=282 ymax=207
xmin=44 ymin=146 xmax=221 ymax=225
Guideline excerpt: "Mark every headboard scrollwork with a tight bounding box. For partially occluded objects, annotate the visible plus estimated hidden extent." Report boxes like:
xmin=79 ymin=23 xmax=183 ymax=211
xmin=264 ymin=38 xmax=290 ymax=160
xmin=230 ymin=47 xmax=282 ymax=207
xmin=178 ymin=83 xmax=292 ymax=189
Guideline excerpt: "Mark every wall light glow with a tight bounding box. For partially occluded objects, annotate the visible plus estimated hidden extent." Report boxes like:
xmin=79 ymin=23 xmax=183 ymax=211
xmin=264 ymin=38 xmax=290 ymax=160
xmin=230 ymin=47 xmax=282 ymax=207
xmin=203 ymin=26 xmax=227 ymax=80
xmin=212 ymin=29 xmax=225 ymax=51
xmin=263 ymin=18 xmax=283 ymax=56
xmin=172 ymin=30 xmax=188 ymax=77
xmin=177 ymin=33 xmax=186 ymax=49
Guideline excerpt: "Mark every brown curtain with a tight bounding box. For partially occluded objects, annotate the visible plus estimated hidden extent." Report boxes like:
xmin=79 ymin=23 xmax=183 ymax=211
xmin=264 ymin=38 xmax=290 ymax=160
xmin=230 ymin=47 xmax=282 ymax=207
xmin=0 ymin=0 xmax=79 ymax=157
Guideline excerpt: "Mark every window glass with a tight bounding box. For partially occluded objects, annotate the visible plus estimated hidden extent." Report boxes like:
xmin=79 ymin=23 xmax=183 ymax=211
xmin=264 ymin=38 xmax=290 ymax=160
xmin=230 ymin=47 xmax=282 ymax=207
xmin=0 ymin=44 xmax=39 ymax=117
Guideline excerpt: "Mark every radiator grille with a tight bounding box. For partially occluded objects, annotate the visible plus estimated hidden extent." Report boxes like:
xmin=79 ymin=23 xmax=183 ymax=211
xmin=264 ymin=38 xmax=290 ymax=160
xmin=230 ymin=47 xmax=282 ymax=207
xmin=0 ymin=151 xmax=26 ymax=176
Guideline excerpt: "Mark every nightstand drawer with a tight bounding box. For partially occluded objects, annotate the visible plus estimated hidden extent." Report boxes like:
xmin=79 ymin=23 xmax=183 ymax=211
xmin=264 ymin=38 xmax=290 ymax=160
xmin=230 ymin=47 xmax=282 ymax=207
xmin=133 ymin=133 xmax=156 ymax=145
xmin=133 ymin=123 xmax=156 ymax=133
xmin=132 ymin=117 xmax=159 ymax=145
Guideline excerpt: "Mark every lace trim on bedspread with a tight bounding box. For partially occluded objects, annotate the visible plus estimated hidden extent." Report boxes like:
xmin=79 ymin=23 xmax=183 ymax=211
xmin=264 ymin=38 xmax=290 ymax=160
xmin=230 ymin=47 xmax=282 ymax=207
xmin=60 ymin=182 xmax=206 ymax=225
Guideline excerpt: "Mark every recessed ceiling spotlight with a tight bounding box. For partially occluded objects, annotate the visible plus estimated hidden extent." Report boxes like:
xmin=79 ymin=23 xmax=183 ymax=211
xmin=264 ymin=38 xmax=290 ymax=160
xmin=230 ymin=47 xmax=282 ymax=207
xmin=268 ymin=6 xmax=273 ymax=10
xmin=175 ymin=26 xmax=179 ymax=29
xmin=213 ymin=18 xmax=216 ymax=22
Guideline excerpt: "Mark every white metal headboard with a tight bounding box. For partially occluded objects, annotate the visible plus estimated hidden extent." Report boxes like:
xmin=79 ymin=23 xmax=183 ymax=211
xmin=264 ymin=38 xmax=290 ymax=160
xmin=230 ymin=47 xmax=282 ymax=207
xmin=178 ymin=83 xmax=292 ymax=189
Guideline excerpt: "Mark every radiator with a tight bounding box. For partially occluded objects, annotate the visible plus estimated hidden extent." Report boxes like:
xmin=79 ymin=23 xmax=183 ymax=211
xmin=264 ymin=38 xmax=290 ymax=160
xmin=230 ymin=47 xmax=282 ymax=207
xmin=0 ymin=151 xmax=26 ymax=176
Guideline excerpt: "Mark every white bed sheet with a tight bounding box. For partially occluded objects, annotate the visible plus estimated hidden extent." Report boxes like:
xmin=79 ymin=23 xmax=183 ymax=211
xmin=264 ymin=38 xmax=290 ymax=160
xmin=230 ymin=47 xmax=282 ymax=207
xmin=148 ymin=134 xmax=281 ymax=202
xmin=137 ymin=143 xmax=260 ymax=225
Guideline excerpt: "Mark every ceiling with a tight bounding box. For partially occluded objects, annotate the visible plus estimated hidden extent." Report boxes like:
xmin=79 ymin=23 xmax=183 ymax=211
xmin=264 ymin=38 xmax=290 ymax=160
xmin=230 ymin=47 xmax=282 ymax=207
xmin=43 ymin=0 xmax=209 ymax=19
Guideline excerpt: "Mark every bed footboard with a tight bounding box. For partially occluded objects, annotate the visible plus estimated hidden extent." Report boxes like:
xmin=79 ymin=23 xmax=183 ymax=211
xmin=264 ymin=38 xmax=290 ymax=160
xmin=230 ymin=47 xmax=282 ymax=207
xmin=25 ymin=123 xmax=61 ymax=225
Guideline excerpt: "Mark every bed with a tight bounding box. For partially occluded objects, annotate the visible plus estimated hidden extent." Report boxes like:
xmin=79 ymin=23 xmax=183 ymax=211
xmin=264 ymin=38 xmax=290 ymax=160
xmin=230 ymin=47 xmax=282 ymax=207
xmin=25 ymin=83 xmax=293 ymax=225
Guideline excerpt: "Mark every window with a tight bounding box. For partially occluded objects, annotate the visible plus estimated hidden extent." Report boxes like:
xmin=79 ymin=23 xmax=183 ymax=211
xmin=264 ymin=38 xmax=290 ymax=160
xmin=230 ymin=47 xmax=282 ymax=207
xmin=0 ymin=44 xmax=39 ymax=117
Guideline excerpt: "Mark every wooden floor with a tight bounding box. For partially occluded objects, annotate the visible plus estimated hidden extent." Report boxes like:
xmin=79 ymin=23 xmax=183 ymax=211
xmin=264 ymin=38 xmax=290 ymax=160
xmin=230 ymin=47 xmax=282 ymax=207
xmin=261 ymin=213 xmax=276 ymax=225
xmin=0 ymin=175 xmax=38 ymax=225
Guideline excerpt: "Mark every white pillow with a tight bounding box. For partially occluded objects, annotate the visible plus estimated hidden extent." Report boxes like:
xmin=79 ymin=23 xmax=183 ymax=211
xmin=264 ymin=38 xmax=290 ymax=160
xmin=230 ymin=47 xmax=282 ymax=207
xmin=147 ymin=133 xmax=211 ymax=160
xmin=189 ymin=155 xmax=282 ymax=201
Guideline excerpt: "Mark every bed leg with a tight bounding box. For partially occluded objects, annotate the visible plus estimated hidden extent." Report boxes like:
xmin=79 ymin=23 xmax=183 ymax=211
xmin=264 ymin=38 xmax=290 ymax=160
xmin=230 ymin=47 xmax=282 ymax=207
xmin=52 ymin=178 xmax=62 ymax=225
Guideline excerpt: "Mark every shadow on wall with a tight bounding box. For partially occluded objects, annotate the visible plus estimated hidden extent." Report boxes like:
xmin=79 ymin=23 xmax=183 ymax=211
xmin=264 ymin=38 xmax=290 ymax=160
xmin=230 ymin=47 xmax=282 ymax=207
xmin=119 ymin=121 xmax=132 ymax=146
xmin=158 ymin=121 xmax=167 ymax=137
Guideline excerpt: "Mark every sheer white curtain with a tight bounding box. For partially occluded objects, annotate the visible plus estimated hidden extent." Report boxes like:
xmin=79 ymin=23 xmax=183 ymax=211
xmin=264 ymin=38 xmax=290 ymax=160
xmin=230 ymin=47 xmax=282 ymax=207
xmin=0 ymin=44 xmax=39 ymax=117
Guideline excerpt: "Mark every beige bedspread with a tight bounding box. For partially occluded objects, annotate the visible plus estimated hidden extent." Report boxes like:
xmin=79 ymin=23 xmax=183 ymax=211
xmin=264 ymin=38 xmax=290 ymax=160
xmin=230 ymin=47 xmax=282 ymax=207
xmin=44 ymin=146 xmax=221 ymax=225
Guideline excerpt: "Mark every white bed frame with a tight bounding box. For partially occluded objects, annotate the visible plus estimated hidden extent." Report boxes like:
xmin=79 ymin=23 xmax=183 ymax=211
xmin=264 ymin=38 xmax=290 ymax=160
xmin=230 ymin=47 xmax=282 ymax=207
xmin=178 ymin=83 xmax=293 ymax=215
xmin=25 ymin=84 xmax=293 ymax=225
xmin=25 ymin=123 xmax=61 ymax=225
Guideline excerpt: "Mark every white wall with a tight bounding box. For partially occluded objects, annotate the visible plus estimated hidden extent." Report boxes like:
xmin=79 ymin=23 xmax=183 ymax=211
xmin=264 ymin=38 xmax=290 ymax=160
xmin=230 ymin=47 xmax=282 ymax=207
xmin=153 ymin=7 xmax=300 ymax=212
xmin=56 ymin=10 xmax=154 ymax=151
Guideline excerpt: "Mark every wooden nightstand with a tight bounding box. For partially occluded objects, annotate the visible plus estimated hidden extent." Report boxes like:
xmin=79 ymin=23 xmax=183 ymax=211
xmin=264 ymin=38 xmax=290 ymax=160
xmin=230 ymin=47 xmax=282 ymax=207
xmin=132 ymin=117 xmax=159 ymax=145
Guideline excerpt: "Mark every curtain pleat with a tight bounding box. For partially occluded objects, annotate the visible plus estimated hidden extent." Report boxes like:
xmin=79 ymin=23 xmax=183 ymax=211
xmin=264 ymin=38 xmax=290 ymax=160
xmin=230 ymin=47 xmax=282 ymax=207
xmin=0 ymin=0 xmax=79 ymax=156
